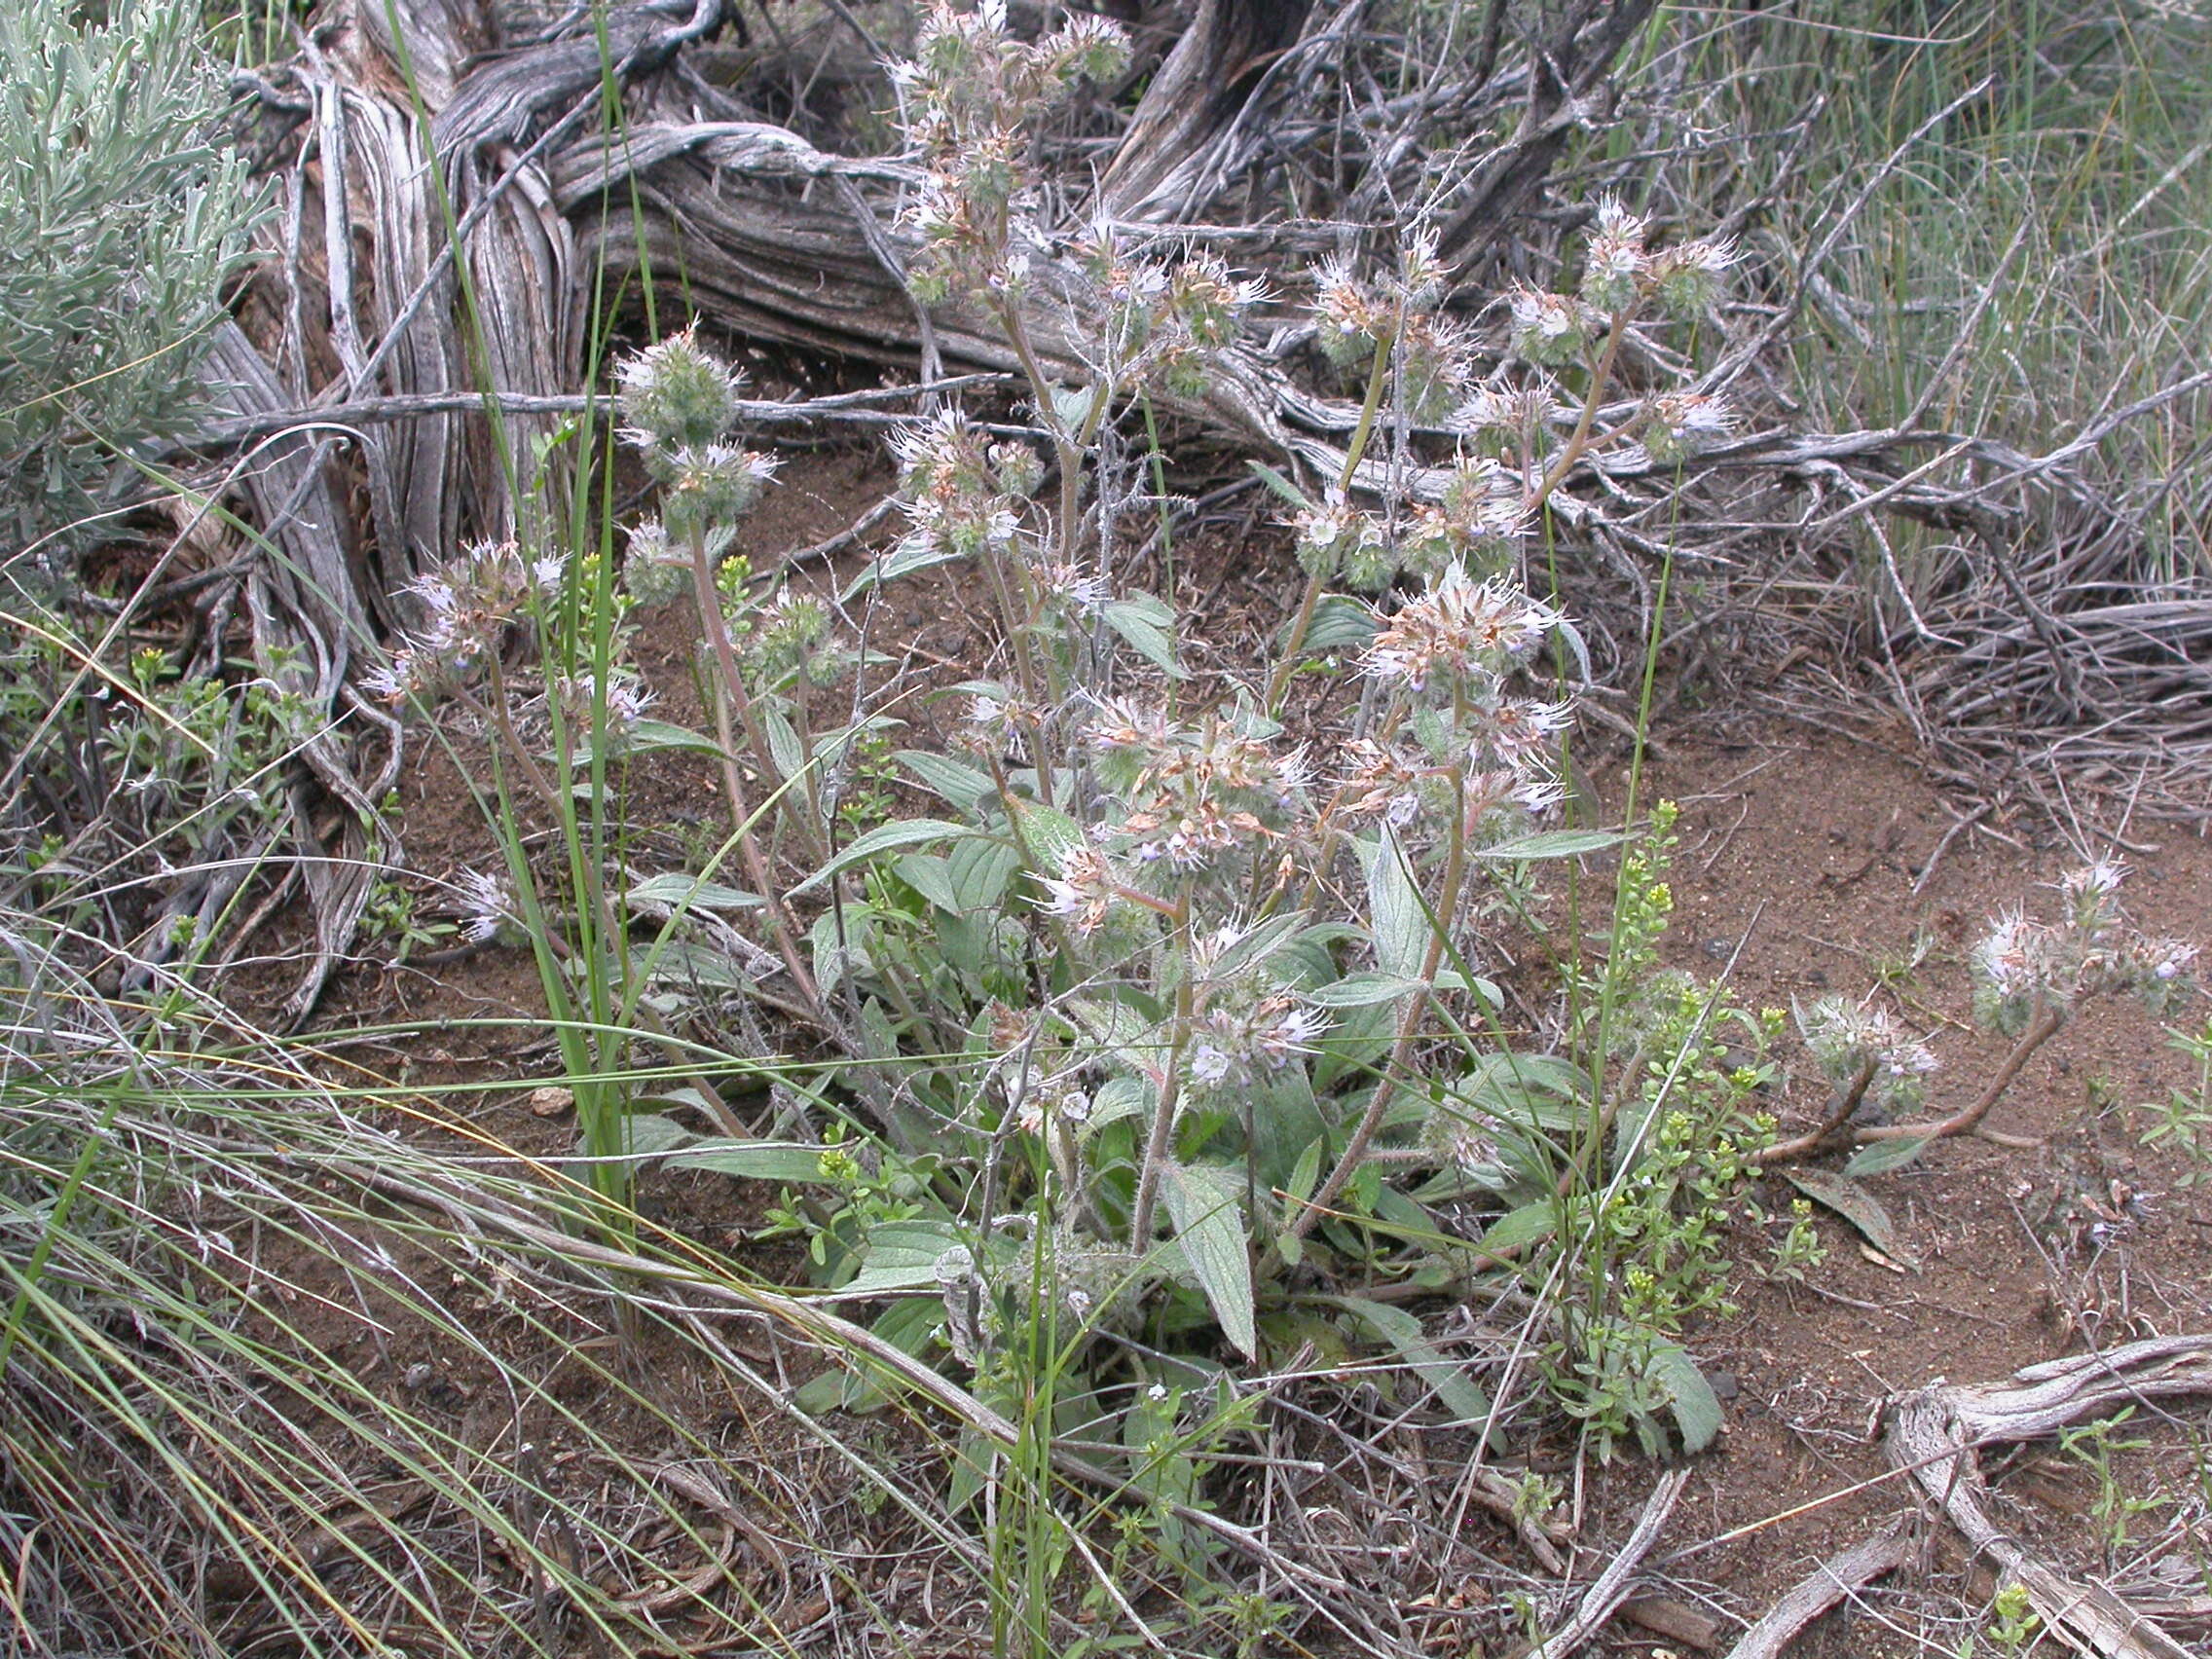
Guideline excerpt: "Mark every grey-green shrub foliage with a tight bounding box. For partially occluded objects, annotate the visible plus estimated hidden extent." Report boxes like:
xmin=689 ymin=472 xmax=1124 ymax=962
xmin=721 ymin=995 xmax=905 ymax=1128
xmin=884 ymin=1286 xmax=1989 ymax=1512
xmin=0 ymin=1 xmax=264 ymax=545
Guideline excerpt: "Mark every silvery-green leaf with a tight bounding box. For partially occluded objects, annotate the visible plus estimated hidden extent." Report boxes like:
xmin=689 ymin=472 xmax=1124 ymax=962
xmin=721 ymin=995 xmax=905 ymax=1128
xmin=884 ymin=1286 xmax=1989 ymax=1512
xmin=621 ymin=1113 xmax=698 ymax=1157
xmin=1647 ymin=1341 xmax=1724 ymax=1454
xmin=896 ymin=749 xmax=995 ymax=813
xmin=1160 ymin=1161 xmax=1255 ymax=1358
xmin=1198 ymin=911 xmax=1308 ymax=981
xmin=1103 ymin=595 xmax=1184 ymax=678
xmin=793 ymin=818 xmax=973 ymax=894
xmin=947 ymin=835 xmax=1021 ymax=912
xmin=1084 ymin=1075 xmax=1151 ymax=1137
xmin=1842 ymin=1135 xmax=1934 ymax=1179
xmin=1307 ymin=969 xmax=1469 ymax=1008
xmin=892 ymin=853 xmax=961 ymax=913
xmin=1362 ymin=828 xmax=1430 ymax=980
xmin=1788 ymin=1166 xmax=1920 ymax=1268
xmin=840 ymin=537 xmax=966 ymax=600
xmin=761 ymin=703 xmax=805 ymax=784
xmin=1051 ymin=383 xmax=1100 ymax=428
xmin=1470 ymin=829 xmax=1626 ymax=862
xmin=625 ymin=873 xmax=763 ymax=912
xmin=665 ymin=1140 xmax=839 ymax=1182
xmin=1009 ymin=797 xmax=1086 ymax=870
xmin=1474 ymin=1198 xmax=1557 ymax=1256
xmin=621 ymin=719 xmax=728 ymax=757
xmin=1298 ymin=594 xmax=1380 ymax=653
xmin=1247 ymin=460 xmax=1314 ymax=511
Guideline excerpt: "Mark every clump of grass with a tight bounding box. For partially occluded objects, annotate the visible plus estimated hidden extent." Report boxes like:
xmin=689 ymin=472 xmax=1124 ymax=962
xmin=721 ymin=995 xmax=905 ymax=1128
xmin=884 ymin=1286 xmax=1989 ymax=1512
xmin=0 ymin=915 xmax=1046 ymax=1656
xmin=1655 ymin=1 xmax=2212 ymax=602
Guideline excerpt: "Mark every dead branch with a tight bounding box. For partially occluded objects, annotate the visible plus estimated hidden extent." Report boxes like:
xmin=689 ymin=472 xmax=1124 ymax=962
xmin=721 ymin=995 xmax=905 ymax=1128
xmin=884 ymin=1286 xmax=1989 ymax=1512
xmin=1514 ymin=1467 xmax=1692 ymax=1659
xmin=1883 ymin=1336 xmax=2212 ymax=1659
xmin=1720 ymin=1524 xmax=1914 ymax=1659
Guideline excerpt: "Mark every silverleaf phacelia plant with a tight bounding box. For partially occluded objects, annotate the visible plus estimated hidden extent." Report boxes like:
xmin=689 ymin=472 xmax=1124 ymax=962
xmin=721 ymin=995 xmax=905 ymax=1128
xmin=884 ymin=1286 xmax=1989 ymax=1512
xmin=746 ymin=5 xmax=1761 ymax=1399
xmin=363 ymin=0 xmax=1781 ymax=1466
xmin=1765 ymin=861 xmax=2199 ymax=1162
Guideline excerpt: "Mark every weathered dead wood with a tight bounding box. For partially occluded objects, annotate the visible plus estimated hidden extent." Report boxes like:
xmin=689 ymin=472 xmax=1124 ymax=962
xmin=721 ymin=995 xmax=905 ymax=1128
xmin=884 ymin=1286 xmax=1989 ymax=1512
xmin=171 ymin=377 xmax=1011 ymax=453
xmin=1098 ymin=0 xmax=1318 ymax=220
xmin=1719 ymin=1525 xmax=1914 ymax=1659
xmin=1514 ymin=1467 xmax=1692 ymax=1659
xmin=1882 ymin=1336 xmax=2212 ymax=1659
xmin=199 ymin=322 xmax=394 ymax=1024
xmin=1621 ymin=1593 xmax=1722 ymax=1650
xmin=1434 ymin=0 xmax=1663 ymax=275
xmin=564 ymin=129 xmax=1303 ymax=455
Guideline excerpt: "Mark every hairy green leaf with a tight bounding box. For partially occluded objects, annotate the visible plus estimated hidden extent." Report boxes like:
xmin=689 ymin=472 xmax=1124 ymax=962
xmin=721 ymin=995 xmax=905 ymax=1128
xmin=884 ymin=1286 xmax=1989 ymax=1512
xmin=1160 ymin=1161 xmax=1255 ymax=1358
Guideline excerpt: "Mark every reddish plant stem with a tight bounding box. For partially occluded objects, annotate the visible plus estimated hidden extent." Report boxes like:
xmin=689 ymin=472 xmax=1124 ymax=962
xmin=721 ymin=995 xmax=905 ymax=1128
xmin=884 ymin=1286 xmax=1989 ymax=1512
xmin=1752 ymin=1056 xmax=1878 ymax=1165
xmin=1854 ymin=1000 xmax=2064 ymax=1146
xmin=687 ymin=539 xmax=824 ymax=1016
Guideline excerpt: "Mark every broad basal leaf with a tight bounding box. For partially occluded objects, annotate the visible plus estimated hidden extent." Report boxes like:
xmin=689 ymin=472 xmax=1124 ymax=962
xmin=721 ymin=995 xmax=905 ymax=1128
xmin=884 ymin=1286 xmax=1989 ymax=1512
xmin=792 ymin=818 xmax=973 ymax=894
xmin=1645 ymin=1340 xmax=1724 ymax=1455
xmin=1160 ymin=1161 xmax=1256 ymax=1358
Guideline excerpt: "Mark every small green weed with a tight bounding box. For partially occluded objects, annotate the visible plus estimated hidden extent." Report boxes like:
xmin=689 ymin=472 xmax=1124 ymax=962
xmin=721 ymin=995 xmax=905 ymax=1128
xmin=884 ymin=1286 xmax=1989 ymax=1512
xmin=2139 ymin=1015 xmax=2212 ymax=1190
xmin=2056 ymin=1406 xmax=2166 ymax=1565
xmin=1956 ymin=1581 xmax=2043 ymax=1658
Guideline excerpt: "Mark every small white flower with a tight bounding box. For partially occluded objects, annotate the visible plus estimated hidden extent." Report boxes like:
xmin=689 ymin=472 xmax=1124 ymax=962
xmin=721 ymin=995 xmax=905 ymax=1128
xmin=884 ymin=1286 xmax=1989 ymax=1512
xmin=1188 ymin=1044 xmax=1233 ymax=1086
xmin=1254 ymin=1005 xmax=1327 ymax=1068
xmin=360 ymin=654 xmax=419 ymax=705
xmin=2061 ymin=861 xmax=2127 ymax=901
xmin=1481 ymin=697 xmax=1573 ymax=772
xmin=2147 ymin=940 xmax=2197 ymax=981
xmin=1512 ymin=775 xmax=1566 ymax=817
xmin=1035 ymin=844 xmax=1119 ymax=935
xmin=454 ymin=868 xmax=516 ymax=945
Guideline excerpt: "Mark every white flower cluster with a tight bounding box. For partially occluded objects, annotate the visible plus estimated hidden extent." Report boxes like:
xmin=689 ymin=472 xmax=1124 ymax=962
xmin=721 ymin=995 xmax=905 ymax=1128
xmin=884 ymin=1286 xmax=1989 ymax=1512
xmin=1970 ymin=864 xmax=2199 ymax=1034
xmin=1796 ymin=995 xmax=1939 ymax=1115
xmin=893 ymin=0 xmax=1130 ymax=306
xmin=362 ymin=540 xmax=566 ymax=704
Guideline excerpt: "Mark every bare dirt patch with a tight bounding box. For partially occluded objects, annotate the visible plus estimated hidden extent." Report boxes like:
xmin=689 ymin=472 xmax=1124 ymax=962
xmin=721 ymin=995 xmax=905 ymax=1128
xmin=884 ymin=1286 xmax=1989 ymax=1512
xmin=1611 ymin=728 xmax=2212 ymax=1654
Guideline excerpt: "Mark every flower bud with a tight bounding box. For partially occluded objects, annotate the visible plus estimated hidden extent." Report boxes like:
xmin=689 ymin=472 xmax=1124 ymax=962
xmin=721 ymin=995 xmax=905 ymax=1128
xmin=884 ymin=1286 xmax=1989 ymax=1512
xmin=663 ymin=444 xmax=779 ymax=539
xmin=616 ymin=328 xmax=742 ymax=457
xmin=1507 ymin=286 xmax=1596 ymax=366
xmin=621 ymin=519 xmax=689 ymax=608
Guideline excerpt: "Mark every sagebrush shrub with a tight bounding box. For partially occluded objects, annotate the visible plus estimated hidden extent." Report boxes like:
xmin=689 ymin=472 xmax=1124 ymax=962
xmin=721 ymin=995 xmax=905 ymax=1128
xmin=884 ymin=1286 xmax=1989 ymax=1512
xmin=0 ymin=0 xmax=264 ymax=545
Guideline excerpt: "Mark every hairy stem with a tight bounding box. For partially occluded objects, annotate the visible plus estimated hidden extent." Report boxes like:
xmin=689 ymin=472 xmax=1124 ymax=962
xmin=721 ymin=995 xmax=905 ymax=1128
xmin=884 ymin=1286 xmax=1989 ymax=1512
xmin=1532 ymin=309 xmax=1630 ymax=511
xmin=686 ymin=532 xmax=824 ymax=1015
xmin=1856 ymin=1000 xmax=2064 ymax=1145
xmin=1290 ymin=771 xmax=1473 ymax=1240
xmin=1126 ymin=889 xmax=1195 ymax=1246
xmin=1265 ymin=336 xmax=1396 ymax=715
xmin=1753 ymin=1055 xmax=1879 ymax=1164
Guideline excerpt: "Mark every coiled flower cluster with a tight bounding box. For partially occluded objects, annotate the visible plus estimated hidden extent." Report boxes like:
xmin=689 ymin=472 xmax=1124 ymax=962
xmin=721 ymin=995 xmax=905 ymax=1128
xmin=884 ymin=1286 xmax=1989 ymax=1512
xmin=893 ymin=0 xmax=1130 ymax=306
xmin=1970 ymin=863 xmax=2197 ymax=1033
xmin=615 ymin=329 xmax=780 ymax=571
xmin=362 ymin=539 xmax=566 ymax=704
xmin=1797 ymin=995 xmax=1939 ymax=1116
